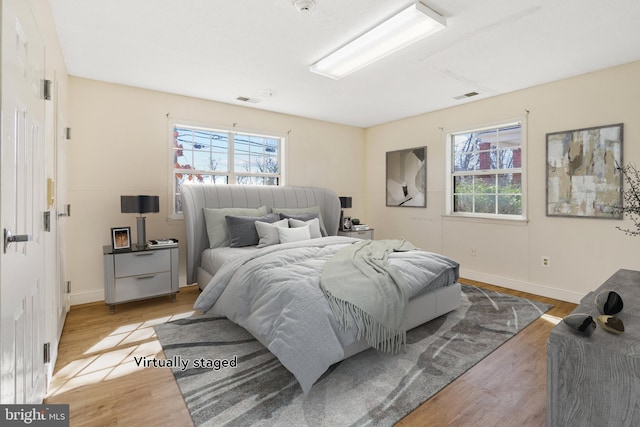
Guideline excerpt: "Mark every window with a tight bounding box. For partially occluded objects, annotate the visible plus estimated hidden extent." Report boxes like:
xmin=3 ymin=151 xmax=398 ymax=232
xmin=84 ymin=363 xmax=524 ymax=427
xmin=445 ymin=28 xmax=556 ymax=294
xmin=171 ymin=123 xmax=283 ymax=216
xmin=447 ymin=121 xmax=525 ymax=219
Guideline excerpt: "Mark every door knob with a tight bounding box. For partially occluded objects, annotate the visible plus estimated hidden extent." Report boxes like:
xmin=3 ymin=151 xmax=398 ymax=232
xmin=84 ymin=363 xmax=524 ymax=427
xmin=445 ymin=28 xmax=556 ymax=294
xmin=3 ymin=228 xmax=32 ymax=253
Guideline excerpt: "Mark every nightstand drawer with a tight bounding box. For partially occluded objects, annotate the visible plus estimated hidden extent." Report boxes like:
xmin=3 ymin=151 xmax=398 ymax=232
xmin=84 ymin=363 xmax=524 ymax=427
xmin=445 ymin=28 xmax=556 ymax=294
xmin=115 ymin=271 xmax=172 ymax=301
xmin=337 ymin=228 xmax=374 ymax=240
xmin=114 ymin=250 xmax=170 ymax=277
xmin=351 ymin=230 xmax=373 ymax=239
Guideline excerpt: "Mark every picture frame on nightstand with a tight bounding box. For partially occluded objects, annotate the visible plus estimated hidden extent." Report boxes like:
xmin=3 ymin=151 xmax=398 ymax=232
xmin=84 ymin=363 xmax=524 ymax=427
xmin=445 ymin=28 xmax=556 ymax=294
xmin=342 ymin=216 xmax=352 ymax=230
xmin=111 ymin=226 xmax=131 ymax=251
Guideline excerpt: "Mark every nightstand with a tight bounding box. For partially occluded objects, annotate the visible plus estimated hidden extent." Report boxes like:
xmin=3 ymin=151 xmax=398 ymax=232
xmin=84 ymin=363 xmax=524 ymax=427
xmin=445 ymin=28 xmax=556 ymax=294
xmin=338 ymin=228 xmax=374 ymax=240
xmin=103 ymin=245 xmax=179 ymax=314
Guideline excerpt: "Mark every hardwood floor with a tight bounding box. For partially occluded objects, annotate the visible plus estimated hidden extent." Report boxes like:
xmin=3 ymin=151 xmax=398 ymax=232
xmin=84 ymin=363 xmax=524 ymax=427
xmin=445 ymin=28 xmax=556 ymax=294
xmin=45 ymin=287 xmax=200 ymax=427
xmin=45 ymin=279 xmax=575 ymax=426
xmin=397 ymin=279 xmax=576 ymax=427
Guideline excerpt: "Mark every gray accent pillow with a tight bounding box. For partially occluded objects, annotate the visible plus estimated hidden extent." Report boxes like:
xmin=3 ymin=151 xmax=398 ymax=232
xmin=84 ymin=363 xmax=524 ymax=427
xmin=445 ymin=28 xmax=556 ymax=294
xmin=289 ymin=218 xmax=322 ymax=239
xmin=255 ymin=218 xmax=289 ymax=248
xmin=274 ymin=208 xmax=327 ymax=236
xmin=204 ymin=206 xmax=269 ymax=248
xmin=225 ymin=213 xmax=279 ymax=247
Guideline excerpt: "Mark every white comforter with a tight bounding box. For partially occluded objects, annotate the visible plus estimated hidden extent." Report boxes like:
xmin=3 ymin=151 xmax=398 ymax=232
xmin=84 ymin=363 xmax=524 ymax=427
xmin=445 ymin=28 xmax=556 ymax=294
xmin=193 ymin=236 xmax=459 ymax=392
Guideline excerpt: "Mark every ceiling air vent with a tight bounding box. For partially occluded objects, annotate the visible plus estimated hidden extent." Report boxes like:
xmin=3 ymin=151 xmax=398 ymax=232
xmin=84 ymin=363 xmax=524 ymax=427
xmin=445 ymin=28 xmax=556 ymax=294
xmin=454 ymin=91 xmax=479 ymax=100
xmin=236 ymin=96 xmax=261 ymax=104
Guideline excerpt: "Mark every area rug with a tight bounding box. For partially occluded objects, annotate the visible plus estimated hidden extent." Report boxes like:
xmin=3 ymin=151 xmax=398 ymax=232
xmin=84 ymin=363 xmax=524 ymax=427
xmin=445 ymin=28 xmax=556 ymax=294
xmin=153 ymin=285 xmax=551 ymax=426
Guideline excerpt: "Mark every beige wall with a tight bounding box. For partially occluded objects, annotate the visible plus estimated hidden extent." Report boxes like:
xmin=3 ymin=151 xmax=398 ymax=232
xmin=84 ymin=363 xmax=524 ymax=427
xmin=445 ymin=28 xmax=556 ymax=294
xmin=68 ymin=61 xmax=640 ymax=305
xmin=67 ymin=78 xmax=366 ymax=304
xmin=365 ymin=60 xmax=640 ymax=303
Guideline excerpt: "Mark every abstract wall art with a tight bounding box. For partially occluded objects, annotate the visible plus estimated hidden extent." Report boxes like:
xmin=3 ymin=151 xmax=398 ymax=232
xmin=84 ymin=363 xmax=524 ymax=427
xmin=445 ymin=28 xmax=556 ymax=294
xmin=546 ymin=123 xmax=623 ymax=218
xmin=386 ymin=146 xmax=427 ymax=207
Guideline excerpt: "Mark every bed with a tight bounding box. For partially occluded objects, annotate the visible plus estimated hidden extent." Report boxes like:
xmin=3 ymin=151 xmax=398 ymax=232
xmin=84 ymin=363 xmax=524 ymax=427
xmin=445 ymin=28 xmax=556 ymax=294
xmin=181 ymin=184 xmax=461 ymax=392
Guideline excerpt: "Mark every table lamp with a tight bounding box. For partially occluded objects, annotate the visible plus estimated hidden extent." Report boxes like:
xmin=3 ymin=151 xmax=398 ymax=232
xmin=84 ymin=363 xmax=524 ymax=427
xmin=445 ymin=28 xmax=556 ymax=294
xmin=121 ymin=195 xmax=160 ymax=248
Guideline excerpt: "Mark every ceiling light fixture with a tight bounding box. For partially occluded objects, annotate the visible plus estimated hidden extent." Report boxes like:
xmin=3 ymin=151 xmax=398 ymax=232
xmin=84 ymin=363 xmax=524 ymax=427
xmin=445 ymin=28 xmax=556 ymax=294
xmin=310 ymin=1 xmax=446 ymax=80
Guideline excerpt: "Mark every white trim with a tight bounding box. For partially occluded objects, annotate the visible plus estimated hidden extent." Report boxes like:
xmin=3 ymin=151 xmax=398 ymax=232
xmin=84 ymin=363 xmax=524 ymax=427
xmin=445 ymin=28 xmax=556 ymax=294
xmin=446 ymin=118 xmax=522 ymax=136
xmin=443 ymin=213 xmax=528 ymax=226
xmin=460 ymin=268 xmax=583 ymax=304
xmin=69 ymin=289 xmax=105 ymax=306
xmin=167 ymin=116 xmax=288 ymax=141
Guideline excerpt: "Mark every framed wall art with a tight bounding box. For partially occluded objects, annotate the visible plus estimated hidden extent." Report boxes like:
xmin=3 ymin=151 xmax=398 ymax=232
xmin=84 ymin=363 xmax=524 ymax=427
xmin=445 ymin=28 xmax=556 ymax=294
xmin=386 ymin=146 xmax=427 ymax=207
xmin=546 ymin=123 xmax=623 ymax=218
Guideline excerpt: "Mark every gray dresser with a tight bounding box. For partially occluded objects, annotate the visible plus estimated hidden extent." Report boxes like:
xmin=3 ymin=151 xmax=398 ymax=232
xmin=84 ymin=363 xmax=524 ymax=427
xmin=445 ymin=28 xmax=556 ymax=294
xmin=547 ymin=269 xmax=640 ymax=426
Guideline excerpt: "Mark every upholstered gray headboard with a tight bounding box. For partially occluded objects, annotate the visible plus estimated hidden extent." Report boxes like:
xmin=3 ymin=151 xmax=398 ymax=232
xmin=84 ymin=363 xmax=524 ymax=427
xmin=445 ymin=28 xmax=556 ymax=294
xmin=181 ymin=184 xmax=341 ymax=284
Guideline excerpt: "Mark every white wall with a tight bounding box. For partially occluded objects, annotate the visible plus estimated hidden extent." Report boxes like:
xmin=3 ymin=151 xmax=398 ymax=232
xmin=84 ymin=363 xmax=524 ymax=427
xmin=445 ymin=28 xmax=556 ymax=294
xmin=67 ymin=78 xmax=366 ymax=304
xmin=365 ymin=60 xmax=640 ymax=303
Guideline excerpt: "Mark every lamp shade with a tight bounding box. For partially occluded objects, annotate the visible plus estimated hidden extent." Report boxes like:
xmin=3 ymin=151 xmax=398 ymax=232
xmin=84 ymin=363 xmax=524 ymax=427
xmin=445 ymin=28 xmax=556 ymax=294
xmin=339 ymin=196 xmax=352 ymax=209
xmin=121 ymin=195 xmax=160 ymax=214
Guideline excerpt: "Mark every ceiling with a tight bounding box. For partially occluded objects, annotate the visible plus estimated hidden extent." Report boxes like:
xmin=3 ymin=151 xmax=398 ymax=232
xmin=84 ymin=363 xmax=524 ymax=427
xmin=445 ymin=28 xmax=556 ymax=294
xmin=49 ymin=0 xmax=640 ymax=128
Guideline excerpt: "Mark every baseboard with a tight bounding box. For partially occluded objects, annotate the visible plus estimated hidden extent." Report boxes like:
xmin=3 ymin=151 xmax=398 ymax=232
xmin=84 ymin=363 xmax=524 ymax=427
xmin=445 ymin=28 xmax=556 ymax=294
xmin=69 ymin=283 xmax=195 ymax=306
xmin=69 ymin=289 xmax=104 ymax=306
xmin=460 ymin=268 xmax=583 ymax=304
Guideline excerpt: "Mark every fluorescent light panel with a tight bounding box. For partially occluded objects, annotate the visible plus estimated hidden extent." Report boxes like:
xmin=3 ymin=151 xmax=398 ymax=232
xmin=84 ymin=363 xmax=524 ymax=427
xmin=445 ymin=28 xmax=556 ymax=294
xmin=310 ymin=1 xmax=446 ymax=80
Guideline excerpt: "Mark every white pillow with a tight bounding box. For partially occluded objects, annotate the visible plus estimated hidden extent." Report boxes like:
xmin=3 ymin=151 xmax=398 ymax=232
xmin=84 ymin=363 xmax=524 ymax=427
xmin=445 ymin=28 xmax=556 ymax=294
xmin=271 ymin=206 xmax=328 ymax=236
xmin=277 ymin=224 xmax=311 ymax=244
xmin=288 ymin=218 xmax=322 ymax=239
xmin=255 ymin=218 xmax=289 ymax=248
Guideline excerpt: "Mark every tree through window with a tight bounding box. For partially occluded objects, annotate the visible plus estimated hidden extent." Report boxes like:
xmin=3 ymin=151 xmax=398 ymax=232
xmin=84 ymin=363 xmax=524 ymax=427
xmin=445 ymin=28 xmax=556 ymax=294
xmin=449 ymin=122 xmax=524 ymax=218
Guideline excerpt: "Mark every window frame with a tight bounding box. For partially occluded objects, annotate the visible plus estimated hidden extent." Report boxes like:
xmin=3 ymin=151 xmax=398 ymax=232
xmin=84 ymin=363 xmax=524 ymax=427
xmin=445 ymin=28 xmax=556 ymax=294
xmin=168 ymin=119 xmax=285 ymax=219
xmin=445 ymin=118 xmax=527 ymax=221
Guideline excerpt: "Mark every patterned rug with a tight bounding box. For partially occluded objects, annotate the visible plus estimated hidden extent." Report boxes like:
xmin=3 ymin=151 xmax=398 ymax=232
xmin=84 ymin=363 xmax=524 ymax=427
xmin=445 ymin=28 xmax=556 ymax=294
xmin=153 ymin=285 xmax=551 ymax=426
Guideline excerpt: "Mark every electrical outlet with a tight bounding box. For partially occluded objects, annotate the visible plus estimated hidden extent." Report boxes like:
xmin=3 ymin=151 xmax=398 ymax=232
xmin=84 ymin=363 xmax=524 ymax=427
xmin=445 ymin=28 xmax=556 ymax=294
xmin=541 ymin=256 xmax=551 ymax=267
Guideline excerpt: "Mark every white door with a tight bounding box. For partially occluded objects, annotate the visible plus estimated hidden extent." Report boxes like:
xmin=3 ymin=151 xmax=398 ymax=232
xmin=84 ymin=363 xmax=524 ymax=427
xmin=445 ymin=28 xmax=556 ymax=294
xmin=54 ymin=76 xmax=69 ymax=344
xmin=43 ymin=73 xmax=69 ymax=381
xmin=0 ymin=0 xmax=47 ymax=404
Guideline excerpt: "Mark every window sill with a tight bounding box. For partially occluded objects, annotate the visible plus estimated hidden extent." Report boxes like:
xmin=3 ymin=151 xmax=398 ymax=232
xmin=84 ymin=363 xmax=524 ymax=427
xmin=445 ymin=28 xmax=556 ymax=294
xmin=167 ymin=215 xmax=184 ymax=223
xmin=442 ymin=213 xmax=529 ymax=226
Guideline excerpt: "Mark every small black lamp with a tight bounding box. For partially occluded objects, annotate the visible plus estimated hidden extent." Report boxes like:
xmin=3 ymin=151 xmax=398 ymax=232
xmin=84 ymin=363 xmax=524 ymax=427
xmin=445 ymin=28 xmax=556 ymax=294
xmin=121 ymin=195 xmax=160 ymax=248
xmin=339 ymin=196 xmax=352 ymax=231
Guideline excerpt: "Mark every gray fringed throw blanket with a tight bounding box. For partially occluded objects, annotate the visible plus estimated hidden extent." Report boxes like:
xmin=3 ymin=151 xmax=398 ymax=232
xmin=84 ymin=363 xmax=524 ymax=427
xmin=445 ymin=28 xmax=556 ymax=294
xmin=320 ymin=239 xmax=416 ymax=354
